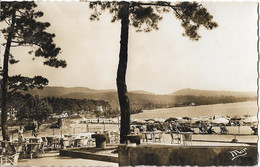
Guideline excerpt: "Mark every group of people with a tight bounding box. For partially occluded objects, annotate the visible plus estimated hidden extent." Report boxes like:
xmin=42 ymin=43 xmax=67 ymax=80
xmin=168 ymin=122 xmax=194 ymax=133
xmin=17 ymin=120 xmax=39 ymax=143
xmin=131 ymin=121 xmax=230 ymax=135
xmin=198 ymin=123 xmax=228 ymax=134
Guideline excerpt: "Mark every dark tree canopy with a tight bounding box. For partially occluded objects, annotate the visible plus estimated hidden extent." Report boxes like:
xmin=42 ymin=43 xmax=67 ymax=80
xmin=16 ymin=94 xmax=53 ymax=124
xmin=1 ymin=2 xmax=67 ymax=67
xmin=1 ymin=1 xmax=67 ymax=94
xmin=0 ymin=1 xmax=67 ymax=140
xmin=89 ymin=1 xmax=218 ymax=40
xmin=8 ymin=75 xmax=48 ymax=94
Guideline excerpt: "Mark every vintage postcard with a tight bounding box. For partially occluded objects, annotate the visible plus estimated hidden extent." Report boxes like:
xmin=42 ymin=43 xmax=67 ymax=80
xmin=0 ymin=1 xmax=258 ymax=166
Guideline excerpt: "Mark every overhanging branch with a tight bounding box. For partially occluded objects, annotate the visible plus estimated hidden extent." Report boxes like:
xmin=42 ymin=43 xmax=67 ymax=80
xmin=130 ymin=1 xmax=189 ymax=25
xmin=130 ymin=2 xmax=181 ymax=8
xmin=10 ymin=44 xmax=24 ymax=47
xmin=11 ymin=40 xmax=41 ymax=48
xmin=16 ymin=10 xmax=26 ymax=16
xmin=165 ymin=2 xmax=189 ymax=25
xmin=4 ymin=19 xmax=11 ymax=26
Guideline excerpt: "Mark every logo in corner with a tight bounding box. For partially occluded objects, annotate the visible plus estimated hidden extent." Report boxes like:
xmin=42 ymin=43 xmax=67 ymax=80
xmin=229 ymin=148 xmax=247 ymax=161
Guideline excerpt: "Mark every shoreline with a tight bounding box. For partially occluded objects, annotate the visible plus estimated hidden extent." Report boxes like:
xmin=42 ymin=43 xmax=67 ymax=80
xmin=132 ymin=101 xmax=257 ymax=119
xmin=142 ymin=100 xmax=257 ymax=112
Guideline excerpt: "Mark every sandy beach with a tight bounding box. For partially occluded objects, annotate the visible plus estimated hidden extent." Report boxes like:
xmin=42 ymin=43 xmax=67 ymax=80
xmin=132 ymin=101 xmax=257 ymax=119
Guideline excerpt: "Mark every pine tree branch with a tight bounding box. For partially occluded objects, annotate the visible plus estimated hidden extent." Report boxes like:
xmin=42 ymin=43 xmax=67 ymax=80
xmin=15 ymin=31 xmax=23 ymax=38
xmin=131 ymin=1 xmax=189 ymax=25
xmin=165 ymin=2 xmax=189 ymax=25
xmin=11 ymin=41 xmax=23 ymax=44
xmin=4 ymin=19 xmax=11 ymax=26
xmin=10 ymin=44 xmax=23 ymax=47
xmin=11 ymin=40 xmax=41 ymax=48
xmin=131 ymin=2 xmax=181 ymax=8
xmin=10 ymin=41 xmax=30 ymax=47
xmin=16 ymin=10 xmax=26 ymax=16
xmin=13 ymin=35 xmax=23 ymax=39
xmin=14 ymin=15 xmax=22 ymax=18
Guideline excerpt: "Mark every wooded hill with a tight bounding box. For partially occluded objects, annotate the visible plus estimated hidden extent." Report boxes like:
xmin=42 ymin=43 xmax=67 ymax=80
xmin=27 ymin=87 xmax=257 ymax=110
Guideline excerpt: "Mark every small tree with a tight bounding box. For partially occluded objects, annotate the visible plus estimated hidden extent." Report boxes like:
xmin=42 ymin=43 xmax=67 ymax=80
xmin=89 ymin=1 xmax=218 ymax=143
xmin=1 ymin=2 xmax=66 ymax=140
xmin=16 ymin=94 xmax=53 ymax=124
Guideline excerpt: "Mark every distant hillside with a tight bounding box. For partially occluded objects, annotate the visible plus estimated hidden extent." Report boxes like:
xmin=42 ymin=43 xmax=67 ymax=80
xmin=27 ymin=87 xmax=169 ymax=109
xmin=27 ymin=86 xmax=256 ymax=110
xmin=28 ymin=86 xmax=117 ymax=97
xmin=172 ymin=88 xmax=256 ymax=97
xmin=61 ymin=91 xmax=119 ymax=109
xmin=130 ymin=90 xmax=154 ymax=95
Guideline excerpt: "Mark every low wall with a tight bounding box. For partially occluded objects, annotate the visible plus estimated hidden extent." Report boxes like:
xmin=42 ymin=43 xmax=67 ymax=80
xmin=60 ymin=148 xmax=118 ymax=163
xmin=118 ymin=144 xmax=258 ymax=166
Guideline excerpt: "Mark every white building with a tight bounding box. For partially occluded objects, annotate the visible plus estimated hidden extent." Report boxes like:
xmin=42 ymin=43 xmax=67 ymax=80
xmin=97 ymin=106 xmax=104 ymax=112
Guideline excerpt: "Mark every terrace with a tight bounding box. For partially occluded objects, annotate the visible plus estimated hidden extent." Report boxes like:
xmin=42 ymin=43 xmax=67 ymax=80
xmin=0 ymin=114 xmax=257 ymax=166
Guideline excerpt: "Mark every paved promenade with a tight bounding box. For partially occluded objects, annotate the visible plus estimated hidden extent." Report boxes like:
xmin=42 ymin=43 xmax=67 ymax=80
xmin=17 ymin=151 xmax=118 ymax=167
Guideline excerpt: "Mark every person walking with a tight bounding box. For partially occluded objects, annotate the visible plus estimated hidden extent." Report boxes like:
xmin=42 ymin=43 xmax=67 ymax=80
xmin=32 ymin=120 xmax=39 ymax=137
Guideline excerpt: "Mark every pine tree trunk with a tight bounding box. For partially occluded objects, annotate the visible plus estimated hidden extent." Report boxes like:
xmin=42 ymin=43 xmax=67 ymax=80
xmin=117 ymin=2 xmax=130 ymax=144
xmin=1 ymin=10 xmax=16 ymax=141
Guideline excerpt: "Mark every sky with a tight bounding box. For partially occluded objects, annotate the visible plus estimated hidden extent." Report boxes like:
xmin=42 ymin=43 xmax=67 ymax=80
xmin=1 ymin=1 xmax=258 ymax=94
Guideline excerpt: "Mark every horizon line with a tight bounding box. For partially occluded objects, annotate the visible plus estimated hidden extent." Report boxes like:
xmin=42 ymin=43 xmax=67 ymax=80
xmin=41 ymin=85 xmax=257 ymax=95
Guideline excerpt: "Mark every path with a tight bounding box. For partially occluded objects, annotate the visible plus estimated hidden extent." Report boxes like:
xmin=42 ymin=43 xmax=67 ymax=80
xmin=17 ymin=151 xmax=118 ymax=167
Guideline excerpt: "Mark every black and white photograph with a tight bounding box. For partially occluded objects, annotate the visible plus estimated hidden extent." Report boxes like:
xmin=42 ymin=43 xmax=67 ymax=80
xmin=0 ymin=1 xmax=258 ymax=166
